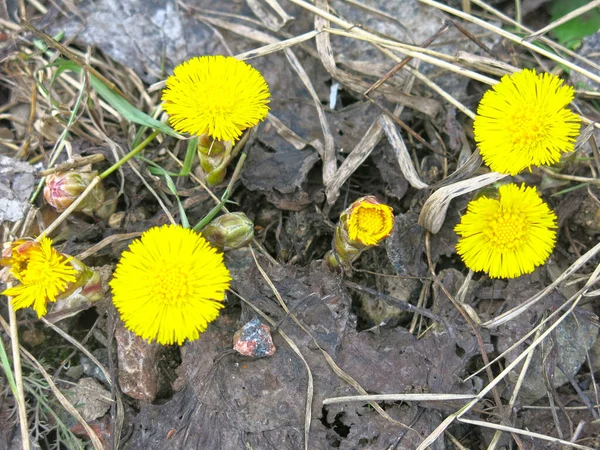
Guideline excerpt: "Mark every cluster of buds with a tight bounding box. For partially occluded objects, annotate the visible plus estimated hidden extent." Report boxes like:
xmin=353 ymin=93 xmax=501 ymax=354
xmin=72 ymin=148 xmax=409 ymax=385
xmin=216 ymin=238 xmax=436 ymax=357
xmin=1 ymin=238 xmax=102 ymax=318
xmin=202 ymin=212 xmax=254 ymax=251
xmin=325 ymin=196 xmax=394 ymax=272
xmin=44 ymin=169 xmax=117 ymax=220
xmin=197 ymin=136 xmax=241 ymax=186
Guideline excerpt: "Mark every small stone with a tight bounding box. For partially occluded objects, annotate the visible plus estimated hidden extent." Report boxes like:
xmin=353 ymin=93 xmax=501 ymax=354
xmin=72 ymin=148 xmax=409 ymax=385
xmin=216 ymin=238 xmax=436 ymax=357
xmin=233 ymin=317 xmax=276 ymax=357
xmin=116 ymin=321 xmax=163 ymax=402
xmin=64 ymin=377 xmax=112 ymax=422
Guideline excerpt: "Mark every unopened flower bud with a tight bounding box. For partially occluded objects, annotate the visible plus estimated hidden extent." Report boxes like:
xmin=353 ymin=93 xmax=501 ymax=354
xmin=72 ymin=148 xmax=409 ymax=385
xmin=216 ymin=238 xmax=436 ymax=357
xmin=44 ymin=170 xmax=105 ymax=215
xmin=197 ymin=135 xmax=237 ymax=186
xmin=202 ymin=212 xmax=254 ymax=251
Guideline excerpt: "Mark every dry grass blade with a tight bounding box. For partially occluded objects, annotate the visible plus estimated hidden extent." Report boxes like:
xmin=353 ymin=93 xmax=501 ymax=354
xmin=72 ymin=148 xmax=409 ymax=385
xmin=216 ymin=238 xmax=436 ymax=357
xmin=324 ymin=104 xmax=403 ymax=204
xmin=524 ymin=0 xmax=600 ymax=42
xmin=430 ymin=150 xmax=482 ymax=189
xmin=464 ymin=282 xmax=598 ymax=384
xmin=470 ymin=0 xmax=600 ymax=72
xmin=418 ymin=277 xmax=596 ymax=449
xmin=418 ymin=172 xmax=508 ymax=234
xmin=37 ymin=176 xmax=102 ymax=239
xmin=419 ymin=0 xmax=600 ymax=85
xmin=248 ymin=248 xmax=311 ymax=450
xmin=306 ymin=1 xmax=440 ymax=108
xmin=400 ymin=62 xmax=476 ymax=119
xmin=576 ymin=123 xmax=596 ymax=150
xmin=0 ymin=316 xmax=105 ymax=450
xmin=310 ymin=17 xmax=440 ymax=115
xmin=482 ymin=240 xmax=600 ymax=328
xmin=282 ymin=49 xmax=337 ymax=184
xmin=263 ymin=0 xmax=294 ymax=23
xmin=455 ymin=51 xmax=519 ymax=77
xmin=416 ymin=414 xmax=458 ymax=449
xmin=308 ymin=0 xmax=448 ymax=204
xmin=40 ymin=318 xmax=113 ymax=386
xmin=380 ymin=115 xmax=428 ymax=189
xmin=323 ymin=393 xmax=476 ymax=405
xmin=200 ymin=14 xmax=337 ymax=185
xmin=539 ymin=166 xmax=600 ymax=186
xmin=324 ymin=27 xmax=499 ymax=87
xmin=458 ymin=418 xmax=594 ymax=449
xmin=246 ymin=0 xmax=293 ymax=31
xmin=235 ymin=30 xmax=319 ymax=60
xmin=6 ymin=294 xmax=30 ymax=450
xmin=76 ymin=232 xmax=142 ymax=261
xmin=266 ymin=113 xmax=309 ymax=150
xmin=248 ymin=248 xmax=417 ymax=436
xmin=473 ymin=264 xmax=600 ymax=402
xmin=40 ymin=317 xmax=126 ymax=446
xmin=37 ymin=154 xmax=106 ymax=177
xmin=487 ymin=321 xmax=544 ymax=450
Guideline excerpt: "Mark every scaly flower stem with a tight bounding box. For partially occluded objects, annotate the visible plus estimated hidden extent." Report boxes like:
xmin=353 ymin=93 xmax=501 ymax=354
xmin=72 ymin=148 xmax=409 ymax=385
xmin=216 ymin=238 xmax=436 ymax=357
xmin=7 ymin=290 xmax=31 ymax=450
xmin=192 ymin=151 xmax=248 ymax=232
xmin=39 ymin=130 xmax=161 ymax=239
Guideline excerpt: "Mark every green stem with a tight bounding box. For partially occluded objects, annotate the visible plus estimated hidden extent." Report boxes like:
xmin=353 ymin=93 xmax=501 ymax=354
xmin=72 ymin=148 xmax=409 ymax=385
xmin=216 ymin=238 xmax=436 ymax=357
xmin=39 ymin=130 xmax=161 ymax=239
xmin=192 ymin=151 xmax=248 ymax=232
xmin=100 ymin=130 xmax=160 ymax=179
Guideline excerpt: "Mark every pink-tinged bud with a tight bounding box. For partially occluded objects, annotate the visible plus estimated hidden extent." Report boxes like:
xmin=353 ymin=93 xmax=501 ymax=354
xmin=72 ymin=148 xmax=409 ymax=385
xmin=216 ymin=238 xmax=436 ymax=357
xmin=44 ymin=170 xmax=105 ymax=215
xmin=202 ymin=212 xmax=254 ymax=251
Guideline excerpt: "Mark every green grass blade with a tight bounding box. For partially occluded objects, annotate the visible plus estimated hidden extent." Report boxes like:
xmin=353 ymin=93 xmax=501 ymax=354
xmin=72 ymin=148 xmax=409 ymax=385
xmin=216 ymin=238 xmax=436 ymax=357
xmin=48 ymin=59 xmax=180 ymax=138
xmin=179 ymin=137 xmax=197 ymax=176
xmin=0 ymin=336 xmax=18 ymax=398
xmin=140 ymin=157 xmax=190 ymax=228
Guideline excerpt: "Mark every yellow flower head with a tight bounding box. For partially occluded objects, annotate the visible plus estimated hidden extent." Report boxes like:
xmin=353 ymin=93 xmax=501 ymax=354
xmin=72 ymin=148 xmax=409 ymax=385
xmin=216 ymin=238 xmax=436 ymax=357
xmin=109 ymin=224 xmax=232 ymax=345
xmin=346 ymin=197 xmax=394 ymax=246
xmin=2 ymin=237 xmax=77 ymax=317
xmin=162 ymin=55 xmax=270 ymax=142
xmin=455 ymin=183 xmax=557 ymax=279
xmin=474 ymin=69 xmax=580 ymax=175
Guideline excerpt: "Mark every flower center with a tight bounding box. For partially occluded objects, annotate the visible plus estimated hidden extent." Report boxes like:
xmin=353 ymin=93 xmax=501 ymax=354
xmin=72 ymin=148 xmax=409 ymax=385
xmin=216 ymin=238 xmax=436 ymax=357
xmin=355 ymin=208 xmax=386 ymax=235
xmin=486 ymin=209 xmax=528 ymax=251
xmin=508 ymin=106 xmax=548 ymax=148
xmin=200 ymin=81 xmax=234 ymax=117
xmin=153 ymin=263 xmax=191 ymax=305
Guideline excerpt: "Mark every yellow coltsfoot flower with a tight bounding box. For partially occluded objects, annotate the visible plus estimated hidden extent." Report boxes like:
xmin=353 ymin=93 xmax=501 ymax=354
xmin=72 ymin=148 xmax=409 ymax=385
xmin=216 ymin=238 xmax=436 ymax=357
xmin=162 ymin=55 xmax=270 ymax=142
xmin=109 ymin=224 xmax=231 ymax=345
xmin=455 ymin=183 xmax=557 ymax=279
xmin=474 ymin=69 xmax=580 ymax=175
xmin=2 ymin=237 xmax=77 ymax=317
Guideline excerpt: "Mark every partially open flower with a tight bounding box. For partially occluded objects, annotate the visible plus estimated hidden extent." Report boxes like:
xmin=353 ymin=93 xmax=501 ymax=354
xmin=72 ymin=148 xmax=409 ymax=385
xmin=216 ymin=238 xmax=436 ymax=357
xmin=455 ymin=183 xmax=557 ymax=279
xmin=202 ymin=212 xmax=254 ymax=251
xmin=346 ymin=197 xmax=395 ymax=246
xmin=44 ymin=170 xmax=105 ymax=216
xmin=2 ymin=237 xmax=77 ymax=317
xmin=474 ymin=69 xmax=580 ymax=175
xmin=325 ymin=196 xmax=394 ymax=271
xmin=109 ymin=224 xmax=231 ymax=345
xmin=162 ymin=55 xmax=270 ymax=143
